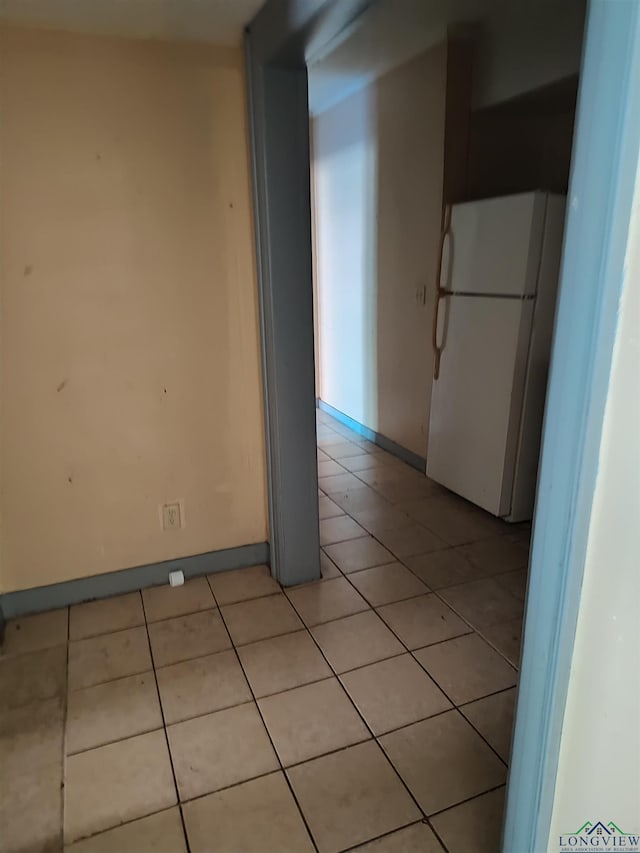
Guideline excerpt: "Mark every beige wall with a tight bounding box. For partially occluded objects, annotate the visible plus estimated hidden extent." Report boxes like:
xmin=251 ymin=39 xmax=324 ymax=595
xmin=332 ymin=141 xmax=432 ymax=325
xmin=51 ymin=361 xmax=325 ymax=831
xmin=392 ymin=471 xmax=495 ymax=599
xmin=312 ymin=45 xmax=446 ymax=458
xmin=0 ymin=26 xmax=267 ymax=592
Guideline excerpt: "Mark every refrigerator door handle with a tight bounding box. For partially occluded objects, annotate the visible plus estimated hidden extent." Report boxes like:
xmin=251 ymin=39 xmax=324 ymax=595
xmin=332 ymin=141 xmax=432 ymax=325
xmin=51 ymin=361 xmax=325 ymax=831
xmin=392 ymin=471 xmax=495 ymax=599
xmin=432 ymin=204 xmax=452 ymax=380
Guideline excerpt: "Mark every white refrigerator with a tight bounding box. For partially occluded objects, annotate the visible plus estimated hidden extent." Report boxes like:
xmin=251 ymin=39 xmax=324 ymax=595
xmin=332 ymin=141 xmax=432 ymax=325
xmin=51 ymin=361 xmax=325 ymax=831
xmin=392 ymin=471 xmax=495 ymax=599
xmin=427 ymin=191 xmax=566 ymax=522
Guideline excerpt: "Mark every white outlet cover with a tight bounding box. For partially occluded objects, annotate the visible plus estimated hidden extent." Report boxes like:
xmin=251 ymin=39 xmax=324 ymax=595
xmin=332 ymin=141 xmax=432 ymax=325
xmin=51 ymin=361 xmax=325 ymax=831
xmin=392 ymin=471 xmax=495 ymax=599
xmin=162 ymin=502 xmax=182 ymax=530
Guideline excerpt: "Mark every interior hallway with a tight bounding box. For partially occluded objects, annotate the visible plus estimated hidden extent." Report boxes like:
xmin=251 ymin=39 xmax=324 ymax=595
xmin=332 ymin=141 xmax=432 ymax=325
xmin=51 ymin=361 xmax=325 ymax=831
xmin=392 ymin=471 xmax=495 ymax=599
xmin=0 ymin=408 xmax=528 ymax=853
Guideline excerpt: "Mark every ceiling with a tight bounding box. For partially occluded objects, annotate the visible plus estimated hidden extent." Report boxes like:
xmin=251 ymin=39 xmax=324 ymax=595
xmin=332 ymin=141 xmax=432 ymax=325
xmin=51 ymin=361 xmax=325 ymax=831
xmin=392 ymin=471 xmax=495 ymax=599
xmin=0 ymin=0 xmax=266 ymax=45
xmin=0 ymin=0 xmax=584 ymax=103
xmin=307 ymin=0 xmax=585 ymax=115
xmin=308 ymin=0 xmax=496 ymax=114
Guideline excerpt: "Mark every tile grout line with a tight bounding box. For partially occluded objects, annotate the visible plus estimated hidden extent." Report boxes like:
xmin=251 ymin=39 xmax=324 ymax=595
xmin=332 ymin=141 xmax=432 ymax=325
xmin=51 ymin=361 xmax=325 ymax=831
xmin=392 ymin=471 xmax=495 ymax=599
xmin=428 ymin=781 xmax=508 ymax=820
xmin=382 ymin=617 xmax=514 ymax=770
xmin=399 ymin=562 xmax=528 ymax=595
xmin=207 ymin=579 xmax=321 ymax=853
xmin=257 ymin=649 xmax=407 ymax=694
xmin=64 ymin=719 xmax=168 ymax=757
xmin=323 ymin=449 xmax=438 ymax=497
xmin=61 ymin=549 xmax=513 ymax=846
xmin=62 ymin=682 xmax=500 ymax=853
xmin=64 ymin=587 xmax=513 ymax=753
xmin=66 ymin=662 xmax=152 ymax=694
xmin=337 ymin=820 xmax=445 ymax=853
xmin=63 ymin=604 xmax=458 ymax=703
xmin=321 ymin=466 xmax=524 ymax=671
xmin=291 ymin=522 xmax=518 ymax=770
xmin=333 ymin=780 xmax=509 ymax=853
xmin=140 ymin=593 xmax=193 ymax=853
xmin=427 ymin=586 xmax=522 ymax=671
xmin=326 ymin=568 xmax=513 ymax=772
xmin=282 ymin=592 xmax=453 ymax=852
xmin=155 ymin=766 xmax=294 ymax=806
xmin=63 ymin=573 xmax=513 ymax=793
xmin=316 ymin=418 xmax=520 ymax=846
xmin=320 ymin=418 xmax=530 ymax=548
xmin=457 ymin=684 xmax=518 ymax=709
xmin=63 ymin=617 xmax=172 ymax=843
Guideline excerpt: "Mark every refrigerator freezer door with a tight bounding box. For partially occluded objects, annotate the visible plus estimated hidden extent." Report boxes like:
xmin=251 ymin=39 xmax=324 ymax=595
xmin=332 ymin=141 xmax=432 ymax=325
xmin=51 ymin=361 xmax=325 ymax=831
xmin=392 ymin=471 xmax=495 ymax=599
xmin=441 ymin=192 xmax=546 ymax=297
xmin=427 ymin=293 xmax=534 ymax=516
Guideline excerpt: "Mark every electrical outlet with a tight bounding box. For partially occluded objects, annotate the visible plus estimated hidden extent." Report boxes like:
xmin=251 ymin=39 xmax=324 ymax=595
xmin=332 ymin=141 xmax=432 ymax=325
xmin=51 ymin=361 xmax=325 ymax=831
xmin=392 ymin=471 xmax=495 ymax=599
xmin=162 ymin=502 xmax=182 ymax=531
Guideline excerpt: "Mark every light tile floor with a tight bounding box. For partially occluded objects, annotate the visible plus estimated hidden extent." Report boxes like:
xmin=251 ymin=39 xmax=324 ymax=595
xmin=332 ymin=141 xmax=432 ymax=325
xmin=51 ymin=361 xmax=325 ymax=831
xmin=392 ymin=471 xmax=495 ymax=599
xmin=0 ymin=410 xmax=529 ymax=853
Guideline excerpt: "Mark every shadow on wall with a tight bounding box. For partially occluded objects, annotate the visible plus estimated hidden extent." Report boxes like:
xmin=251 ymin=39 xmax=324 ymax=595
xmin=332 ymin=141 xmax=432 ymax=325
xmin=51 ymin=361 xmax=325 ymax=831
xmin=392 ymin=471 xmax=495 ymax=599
xmin=312 ymin=45 xmax=447 ymax=462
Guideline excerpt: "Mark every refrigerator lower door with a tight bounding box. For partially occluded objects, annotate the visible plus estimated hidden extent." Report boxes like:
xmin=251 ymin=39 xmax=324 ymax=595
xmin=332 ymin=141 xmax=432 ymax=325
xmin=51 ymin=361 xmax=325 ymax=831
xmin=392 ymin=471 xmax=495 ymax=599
xmin=427 ymin=293 xmax=534 ymax=516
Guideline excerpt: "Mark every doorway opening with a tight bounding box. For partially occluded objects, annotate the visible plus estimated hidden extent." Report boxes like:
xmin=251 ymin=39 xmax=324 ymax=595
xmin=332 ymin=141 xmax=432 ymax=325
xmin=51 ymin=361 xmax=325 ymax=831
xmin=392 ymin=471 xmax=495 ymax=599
xmin=248 ymin=0 xmax=639 ymax=849
xmin=307 ymin=3 xmax=583 ymax=832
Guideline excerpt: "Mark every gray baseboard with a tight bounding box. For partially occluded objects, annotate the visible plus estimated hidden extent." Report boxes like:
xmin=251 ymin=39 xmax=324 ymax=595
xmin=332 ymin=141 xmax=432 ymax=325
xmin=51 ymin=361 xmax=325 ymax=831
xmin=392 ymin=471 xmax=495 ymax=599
xmin=0 ymin=541 xmax=269 ymax=620
xmin=317 ymin=400 xmax=427 ymax=472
